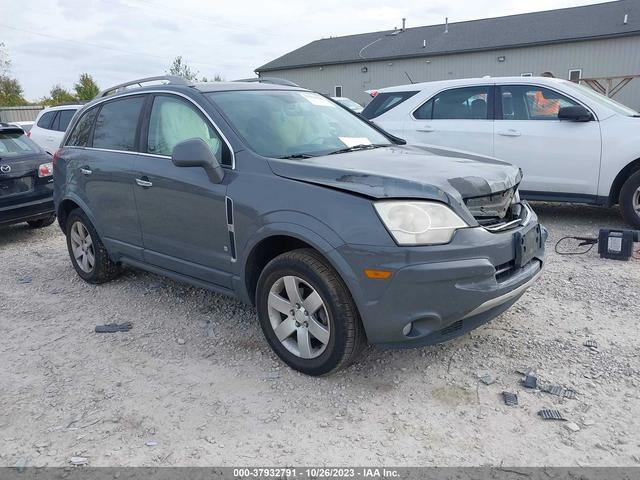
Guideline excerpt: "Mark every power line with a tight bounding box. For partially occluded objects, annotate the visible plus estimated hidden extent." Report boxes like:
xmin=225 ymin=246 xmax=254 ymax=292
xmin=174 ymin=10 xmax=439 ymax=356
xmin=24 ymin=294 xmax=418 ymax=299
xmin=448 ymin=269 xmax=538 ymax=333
xmin=0 ymin=23 xmax=222 ymax=68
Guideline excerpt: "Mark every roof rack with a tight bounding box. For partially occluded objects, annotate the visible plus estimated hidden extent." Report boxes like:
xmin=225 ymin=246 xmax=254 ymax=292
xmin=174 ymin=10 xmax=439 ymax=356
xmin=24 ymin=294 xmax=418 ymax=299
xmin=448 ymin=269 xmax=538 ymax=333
xmin=233 ymin=77 xmax=299 ymax=87
xmin=96 ymin=75 xmax=193 ymax=98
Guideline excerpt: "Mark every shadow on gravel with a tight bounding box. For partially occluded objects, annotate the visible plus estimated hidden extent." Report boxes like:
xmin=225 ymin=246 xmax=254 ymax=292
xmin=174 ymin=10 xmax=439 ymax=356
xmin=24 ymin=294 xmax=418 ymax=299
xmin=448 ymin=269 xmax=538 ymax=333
xmin=0 ymin=222 xmax=59 ymax=248
xmin=530 ymin=201 xmax=626 ymax=229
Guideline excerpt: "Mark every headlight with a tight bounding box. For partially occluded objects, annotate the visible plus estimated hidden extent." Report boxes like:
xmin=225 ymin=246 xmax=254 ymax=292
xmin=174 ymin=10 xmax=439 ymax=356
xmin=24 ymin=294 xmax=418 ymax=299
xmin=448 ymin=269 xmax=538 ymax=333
xmin=374 ymin=200 xmax=468 ymax=245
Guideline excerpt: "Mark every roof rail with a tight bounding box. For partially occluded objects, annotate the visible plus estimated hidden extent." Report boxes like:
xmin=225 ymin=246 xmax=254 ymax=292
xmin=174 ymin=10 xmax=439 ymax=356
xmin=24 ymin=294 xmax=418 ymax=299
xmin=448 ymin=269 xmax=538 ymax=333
xmin=233 ymin=77 xmax=299 ymax=87
xmin=96 ymin=75 xmax=193 ymax=98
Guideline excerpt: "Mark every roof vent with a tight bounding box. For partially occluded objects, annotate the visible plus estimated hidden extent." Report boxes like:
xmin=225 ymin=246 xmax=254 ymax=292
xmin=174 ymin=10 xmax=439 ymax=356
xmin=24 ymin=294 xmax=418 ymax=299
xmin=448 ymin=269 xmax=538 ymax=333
xmin=402 ymin=18 xmax=406 ymax=31
xmin=444 ymin=17 xmax=449 ymax=33
xmin=423 ymin=39 xmax=427 ymax=48
xmin=624 ymin=14 xmax=628 ymax=24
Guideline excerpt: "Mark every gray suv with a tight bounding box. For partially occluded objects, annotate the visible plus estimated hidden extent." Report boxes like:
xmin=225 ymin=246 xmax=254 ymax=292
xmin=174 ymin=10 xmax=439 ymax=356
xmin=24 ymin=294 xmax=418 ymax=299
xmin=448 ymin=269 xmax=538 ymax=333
xmin=53 ymin=76 xmax=546 ymax=375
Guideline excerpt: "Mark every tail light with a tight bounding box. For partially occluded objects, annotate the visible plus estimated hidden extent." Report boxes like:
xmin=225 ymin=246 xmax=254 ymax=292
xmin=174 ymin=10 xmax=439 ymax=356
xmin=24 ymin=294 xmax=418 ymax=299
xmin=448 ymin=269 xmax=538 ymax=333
xmin=38 ymin=162 xmax=53 ymax=178
xmin=27 ymin=131 xmax=31 ymax=137
xmin=51 ymin=148 xmax=62 ymax=166
xmin=369 ymin=90 xmax=378 ymax=97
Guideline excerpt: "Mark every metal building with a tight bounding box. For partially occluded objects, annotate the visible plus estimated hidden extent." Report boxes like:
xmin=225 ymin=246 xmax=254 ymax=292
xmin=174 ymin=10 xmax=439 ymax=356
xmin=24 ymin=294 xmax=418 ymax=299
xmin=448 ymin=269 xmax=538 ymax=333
xmin=256 ymin=0 xmax=640 ymax=108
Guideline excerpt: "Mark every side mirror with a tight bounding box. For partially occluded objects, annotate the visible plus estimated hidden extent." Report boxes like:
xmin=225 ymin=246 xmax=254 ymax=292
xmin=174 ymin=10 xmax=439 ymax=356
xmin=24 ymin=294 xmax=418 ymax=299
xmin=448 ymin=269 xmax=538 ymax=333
xmin=171 ymin=138 xmax=224 ymax=184
xmin=558 ymin=105 xmax=593 ymax=122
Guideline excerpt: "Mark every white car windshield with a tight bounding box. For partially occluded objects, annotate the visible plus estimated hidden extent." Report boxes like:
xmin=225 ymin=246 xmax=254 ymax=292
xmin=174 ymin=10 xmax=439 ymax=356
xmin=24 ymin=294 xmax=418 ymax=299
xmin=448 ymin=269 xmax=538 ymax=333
xmin=567 ymin=82 xmax=639 ymax=117
xmin=207 ymin=90 xmax=391 ymax=158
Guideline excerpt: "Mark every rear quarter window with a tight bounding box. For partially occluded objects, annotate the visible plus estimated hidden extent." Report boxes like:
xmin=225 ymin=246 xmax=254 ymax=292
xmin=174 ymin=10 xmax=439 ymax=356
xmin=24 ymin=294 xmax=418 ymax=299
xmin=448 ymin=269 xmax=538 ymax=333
xmin=361 ymin=91 xmax=418 ymax=119
xmin=66 ymin=107 xmax=99 ymax=147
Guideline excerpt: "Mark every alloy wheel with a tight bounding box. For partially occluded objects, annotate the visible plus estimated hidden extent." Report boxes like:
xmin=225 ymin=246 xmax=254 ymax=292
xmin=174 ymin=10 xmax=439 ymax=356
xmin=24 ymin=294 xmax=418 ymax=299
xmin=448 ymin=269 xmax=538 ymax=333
xmin=70 ymin=221 xmax=95 ymax=273
xmin=267 ymin=275 xmax=331 ymax=359
xmin=633 ymin=186 xmax=640 ymax=214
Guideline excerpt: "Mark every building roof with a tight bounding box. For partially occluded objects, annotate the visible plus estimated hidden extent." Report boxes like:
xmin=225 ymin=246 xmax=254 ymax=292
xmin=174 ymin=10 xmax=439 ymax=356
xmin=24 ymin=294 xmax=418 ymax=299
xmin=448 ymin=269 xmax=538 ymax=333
xmin=257 ymin=0 xmax=640 ymax=72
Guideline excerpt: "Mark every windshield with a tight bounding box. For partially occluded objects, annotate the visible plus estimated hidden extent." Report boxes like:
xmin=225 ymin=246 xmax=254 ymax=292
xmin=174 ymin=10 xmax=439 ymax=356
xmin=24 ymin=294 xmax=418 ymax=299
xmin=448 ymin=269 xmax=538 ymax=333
xmin=206 ymin=90 xmax=391 ymax=158
xmin=567 ymin=82 xmax=639 ymax=116
xmin=0 ymin=132 xmax=41 ymax=158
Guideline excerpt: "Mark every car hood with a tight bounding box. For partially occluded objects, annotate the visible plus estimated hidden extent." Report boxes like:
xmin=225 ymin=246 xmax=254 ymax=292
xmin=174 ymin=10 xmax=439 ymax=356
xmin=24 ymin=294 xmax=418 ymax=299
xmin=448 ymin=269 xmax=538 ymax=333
xmin=267 ymin=144 xmax=522 ymax=207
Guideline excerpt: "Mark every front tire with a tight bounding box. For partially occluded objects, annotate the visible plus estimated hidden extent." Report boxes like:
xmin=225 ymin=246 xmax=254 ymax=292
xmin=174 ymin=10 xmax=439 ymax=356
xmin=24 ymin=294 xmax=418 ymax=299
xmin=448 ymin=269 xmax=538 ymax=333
xmin=620 ymin=170 xmax=640 ymax=228
xmin=256 ymin=249 xmax=366 ymax=376
xmin=27 ymin=214 xmax=56 ymax=229
xmin=65 ymin=209 xmax=120 ymax=284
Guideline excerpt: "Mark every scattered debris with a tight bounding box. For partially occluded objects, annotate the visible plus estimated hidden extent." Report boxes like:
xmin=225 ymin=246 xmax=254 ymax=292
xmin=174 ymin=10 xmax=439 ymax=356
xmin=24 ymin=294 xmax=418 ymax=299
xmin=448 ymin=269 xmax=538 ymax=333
xmin=177 ymin=338 xmax=186 ymax=345
xmin=69 ymin=456 xmax=88 ymax=465
xmin=479 ymin=374 xmax=495 ymax=385
xmin=18 ymin=276 xmax=32 ymax=284
xmin=564 ymin=422 xmax=581 ymax=432
xmin=14 ymin=457 xmax=28 ymax=472
xmin=502 ymin=391 xmax=518 ymax=406
xmin=515 ymin=367 xmax=534 ymax=376
xmin=95 ymin=322 xmax=132 ymax=333
xmin=538 ymin=409 xmax=566 ymax=421
xmin=523 ymin=374 xmax=538 ymax=389
xmin=584 ymin=339 xmax=598 ymax=349
xmin=145 ymin=441 xmax=158 ymax=447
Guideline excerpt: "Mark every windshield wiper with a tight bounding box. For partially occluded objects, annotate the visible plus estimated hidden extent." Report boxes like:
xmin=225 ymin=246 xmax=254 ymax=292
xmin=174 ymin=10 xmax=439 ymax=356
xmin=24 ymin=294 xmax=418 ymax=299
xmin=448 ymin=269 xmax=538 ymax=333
xmin=326 ymin=143 xmax=389 ymax=155
xmin=277 ymin=153 xmax=315 ymax=159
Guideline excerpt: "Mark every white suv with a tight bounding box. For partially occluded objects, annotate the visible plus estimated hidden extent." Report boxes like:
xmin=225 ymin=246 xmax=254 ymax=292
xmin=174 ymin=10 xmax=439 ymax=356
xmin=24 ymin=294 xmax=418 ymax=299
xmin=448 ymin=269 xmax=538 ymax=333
xmin=30 ymin=105 xmax=82 ymax=154
xmin=364 ymin=77 xmax=640 ymax=227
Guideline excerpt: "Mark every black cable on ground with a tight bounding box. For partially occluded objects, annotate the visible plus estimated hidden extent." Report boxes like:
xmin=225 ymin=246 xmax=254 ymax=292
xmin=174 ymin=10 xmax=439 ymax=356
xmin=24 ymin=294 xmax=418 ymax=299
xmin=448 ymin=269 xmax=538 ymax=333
xmin=554 ymin=236 xmax=598 ymax=256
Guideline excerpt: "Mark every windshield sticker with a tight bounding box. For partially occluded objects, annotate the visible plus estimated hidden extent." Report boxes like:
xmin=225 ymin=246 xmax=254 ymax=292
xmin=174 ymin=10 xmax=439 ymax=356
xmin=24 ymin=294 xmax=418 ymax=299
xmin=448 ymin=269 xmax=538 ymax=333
xmin=339 ymin=137 xmax=372 ymax=147
xmin=300 ymin=92 xmax=335 ymax=107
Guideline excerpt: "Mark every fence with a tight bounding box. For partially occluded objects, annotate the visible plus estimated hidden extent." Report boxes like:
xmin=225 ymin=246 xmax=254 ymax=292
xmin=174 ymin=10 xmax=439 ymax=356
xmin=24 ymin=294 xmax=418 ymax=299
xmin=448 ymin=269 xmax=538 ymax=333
xmin=0 ymin=106 xmax=44 ymax=123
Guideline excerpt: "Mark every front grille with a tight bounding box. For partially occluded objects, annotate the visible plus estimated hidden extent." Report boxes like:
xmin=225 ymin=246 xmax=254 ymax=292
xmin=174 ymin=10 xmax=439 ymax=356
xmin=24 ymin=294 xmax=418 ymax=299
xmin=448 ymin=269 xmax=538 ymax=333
xmin=0 ymin=176 xmax=33 ymax=197
xmin=464 ymin=187 xmax=528 ymax=232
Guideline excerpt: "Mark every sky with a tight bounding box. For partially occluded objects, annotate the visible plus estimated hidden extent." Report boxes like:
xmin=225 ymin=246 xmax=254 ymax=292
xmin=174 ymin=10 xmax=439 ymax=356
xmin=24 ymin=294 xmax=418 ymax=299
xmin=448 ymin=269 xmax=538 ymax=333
xmin=1 ymin=0 xmax=605 ymax=100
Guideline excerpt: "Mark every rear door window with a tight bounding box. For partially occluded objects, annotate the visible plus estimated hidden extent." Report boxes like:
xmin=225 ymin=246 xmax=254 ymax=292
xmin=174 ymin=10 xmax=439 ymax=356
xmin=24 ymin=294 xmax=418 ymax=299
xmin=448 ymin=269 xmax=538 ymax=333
xmin=361 ymin=91 xmax=418 ymax=119
xmin=54 ymin=109 xmax=76 ymax=132
xmin=429 ymin=86 xmax=491 ymax=120
xmin=66 ymin=107 xmax=99 ymax=147
xmin=36 ymin=111 xmax=56 ymax=129
xmin=93 ymin=96 xmax=145 ymax=151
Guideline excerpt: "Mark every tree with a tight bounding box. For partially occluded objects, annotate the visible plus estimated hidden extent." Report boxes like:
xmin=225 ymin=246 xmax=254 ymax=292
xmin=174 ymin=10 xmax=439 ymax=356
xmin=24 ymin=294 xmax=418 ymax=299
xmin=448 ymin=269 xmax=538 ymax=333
xmin=74 ymin=73 xmax=99 ymax=100
xmin=167 ymin=56 xmax=199 ymax=82
xmin=48 ymin=84 xmax=77 ymax=105
xmin=0 ymin=75 xmax=27 ymax=106
xmin=0 ymin=42 xmax=10 ymax=76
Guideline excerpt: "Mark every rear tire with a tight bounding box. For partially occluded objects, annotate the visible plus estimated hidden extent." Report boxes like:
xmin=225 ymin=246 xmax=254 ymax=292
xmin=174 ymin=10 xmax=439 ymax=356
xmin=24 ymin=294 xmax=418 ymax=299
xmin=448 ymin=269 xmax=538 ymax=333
xmin=65 ymin=209 xmax=121 ymax=284
xmin=619 ymin=170 xmax=640 ymax=228
xmin=27 ymin=214 xmax=56 ymax=229
xmin=256 ymin=248 xmax=367 ymax=376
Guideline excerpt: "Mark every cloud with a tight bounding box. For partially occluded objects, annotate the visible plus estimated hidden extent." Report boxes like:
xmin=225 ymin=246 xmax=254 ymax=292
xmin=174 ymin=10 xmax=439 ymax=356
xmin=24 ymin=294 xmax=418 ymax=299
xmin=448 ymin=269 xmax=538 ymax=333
xmin=1 ymin=0 xmax=604 ymax=100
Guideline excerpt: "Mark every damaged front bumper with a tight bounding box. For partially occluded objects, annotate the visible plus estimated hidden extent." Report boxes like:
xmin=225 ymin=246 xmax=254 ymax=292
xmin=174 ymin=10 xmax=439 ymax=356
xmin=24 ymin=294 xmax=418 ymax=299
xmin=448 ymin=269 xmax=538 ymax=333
xmin=334 ymin=202 xmax=547 ymax=348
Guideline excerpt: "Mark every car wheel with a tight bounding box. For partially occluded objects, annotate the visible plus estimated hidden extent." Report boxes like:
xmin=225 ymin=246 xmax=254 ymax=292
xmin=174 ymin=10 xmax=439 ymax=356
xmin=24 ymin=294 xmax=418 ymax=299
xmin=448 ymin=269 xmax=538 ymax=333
xmin=26 ymin=214 xmax=56 ymax=229
xmin=256 ymin=248 xmax=367 ymax=376
xmin=65 ymin=209 xmax=121 ymax=284
xmin=620 ymin=170 xmax=640 ymax=228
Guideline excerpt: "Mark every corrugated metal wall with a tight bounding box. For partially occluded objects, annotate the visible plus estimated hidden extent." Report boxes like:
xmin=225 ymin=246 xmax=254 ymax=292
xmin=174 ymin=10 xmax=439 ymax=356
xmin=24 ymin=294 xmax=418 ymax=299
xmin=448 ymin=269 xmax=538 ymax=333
xmin=259 ymin=36 xmax=640 ymax=108
xmin=0 ymin=106 xmax=44 ymax=122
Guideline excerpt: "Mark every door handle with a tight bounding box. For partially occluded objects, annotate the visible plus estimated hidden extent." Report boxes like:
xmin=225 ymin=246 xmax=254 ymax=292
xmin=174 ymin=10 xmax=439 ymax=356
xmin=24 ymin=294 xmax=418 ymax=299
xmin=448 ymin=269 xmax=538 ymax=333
xmin=417 ymin=126 xmax=435 ymax=132
xmin=135 ymin=177 xmax=153 ymax=188
xmin=497 ymin=129 xmax=521 ymax=137
xmin=80 ymin=167 xmax=92 ymax=175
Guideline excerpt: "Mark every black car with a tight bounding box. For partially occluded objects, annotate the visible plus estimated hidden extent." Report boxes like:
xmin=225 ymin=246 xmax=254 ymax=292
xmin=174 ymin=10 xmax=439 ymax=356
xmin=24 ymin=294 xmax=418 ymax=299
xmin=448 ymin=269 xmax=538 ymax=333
xmin=0 ymin=123 xmax=56 ymax=228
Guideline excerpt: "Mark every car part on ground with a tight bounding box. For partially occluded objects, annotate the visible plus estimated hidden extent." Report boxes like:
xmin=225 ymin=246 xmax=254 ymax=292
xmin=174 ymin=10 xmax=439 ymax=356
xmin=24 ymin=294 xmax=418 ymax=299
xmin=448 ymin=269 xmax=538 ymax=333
xmin=0 ymin=123 xmax=56 ymax=228
xmin=53 ymin=75 xmax=545 ymax=375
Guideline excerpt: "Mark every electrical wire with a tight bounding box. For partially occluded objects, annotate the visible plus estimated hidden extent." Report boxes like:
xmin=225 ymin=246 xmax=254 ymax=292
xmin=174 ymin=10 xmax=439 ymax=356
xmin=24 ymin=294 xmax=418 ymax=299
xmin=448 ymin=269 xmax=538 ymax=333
xmin=554 ymin=236 xmax=597 ymax=256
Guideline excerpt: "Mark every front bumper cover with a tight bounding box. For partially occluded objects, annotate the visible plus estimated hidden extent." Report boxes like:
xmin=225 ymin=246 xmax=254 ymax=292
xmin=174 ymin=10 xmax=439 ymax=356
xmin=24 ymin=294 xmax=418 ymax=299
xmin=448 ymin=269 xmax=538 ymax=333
xmin=334 ymin=203 xmax=547 ymax=348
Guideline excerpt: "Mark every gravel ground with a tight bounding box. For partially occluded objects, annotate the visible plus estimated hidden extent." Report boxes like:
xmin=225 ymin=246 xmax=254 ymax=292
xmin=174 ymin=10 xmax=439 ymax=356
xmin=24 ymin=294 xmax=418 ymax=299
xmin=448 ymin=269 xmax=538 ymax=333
xmin=1 ymin=202 xmax=639 ymax=468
